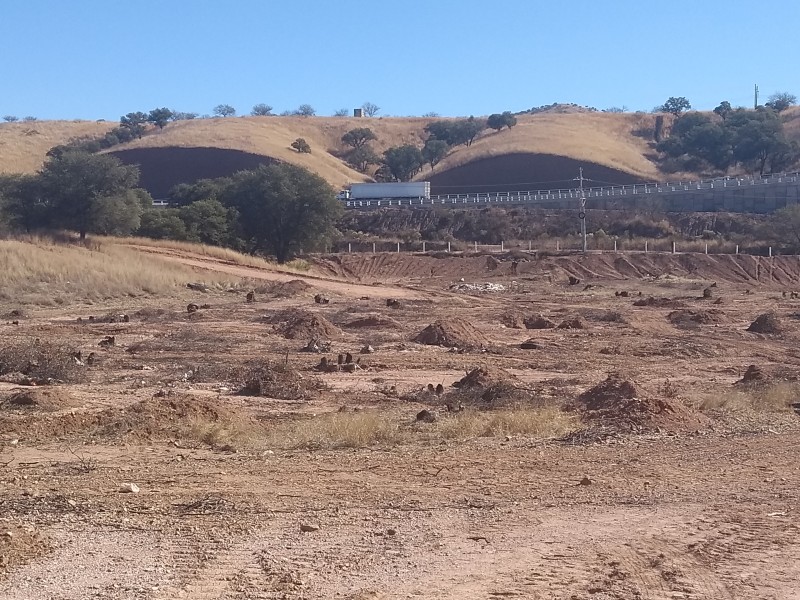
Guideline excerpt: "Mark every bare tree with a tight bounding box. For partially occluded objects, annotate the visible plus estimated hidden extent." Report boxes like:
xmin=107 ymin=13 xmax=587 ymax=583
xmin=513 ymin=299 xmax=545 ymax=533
xmin=362 ymin=102 xmax=380 ymax=117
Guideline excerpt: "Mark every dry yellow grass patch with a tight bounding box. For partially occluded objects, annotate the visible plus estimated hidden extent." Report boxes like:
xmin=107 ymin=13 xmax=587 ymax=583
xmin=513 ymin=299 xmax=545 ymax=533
xmin=184 ymin=414 xmax=264 ymax=450
xmin=0 ymin=237 xmax=237 ymax=306
xmin=0 ymin=120 xmax=114 ymax=174
xmin=279 ymin=411 xmax=401 ymax=449
xmin=699 ymin=382 xmax=799 ymax=413
xmin=434 ymin=407 xmax=578 ymax=440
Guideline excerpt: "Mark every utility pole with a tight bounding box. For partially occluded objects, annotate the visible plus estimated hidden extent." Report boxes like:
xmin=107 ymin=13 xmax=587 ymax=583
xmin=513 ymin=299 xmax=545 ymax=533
xmin=754 ymin=84 xmax=759 ymax=109
xmin=574 ymin=167 xmax=588 ymax=253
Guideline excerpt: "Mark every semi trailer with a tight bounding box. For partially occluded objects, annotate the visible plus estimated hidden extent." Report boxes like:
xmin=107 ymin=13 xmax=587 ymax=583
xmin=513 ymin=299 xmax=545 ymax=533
xmin=337 ymin=182 xmax=431 ymax=201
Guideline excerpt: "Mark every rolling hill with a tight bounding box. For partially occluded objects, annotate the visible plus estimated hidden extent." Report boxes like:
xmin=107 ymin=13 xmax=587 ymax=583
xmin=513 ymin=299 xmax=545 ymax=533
xmin=1 ymin=107 xmax=797 ymax=197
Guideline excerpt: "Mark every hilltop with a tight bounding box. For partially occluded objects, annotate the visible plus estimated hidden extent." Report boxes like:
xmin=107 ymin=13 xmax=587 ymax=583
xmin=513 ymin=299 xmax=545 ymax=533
xmin=1 ymin=106 xmax=798 ymax=197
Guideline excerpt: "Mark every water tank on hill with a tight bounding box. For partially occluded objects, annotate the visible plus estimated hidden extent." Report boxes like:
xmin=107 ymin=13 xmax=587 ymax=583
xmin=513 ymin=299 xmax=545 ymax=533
xmin=353 ymin=108 xmax=363 ymax=118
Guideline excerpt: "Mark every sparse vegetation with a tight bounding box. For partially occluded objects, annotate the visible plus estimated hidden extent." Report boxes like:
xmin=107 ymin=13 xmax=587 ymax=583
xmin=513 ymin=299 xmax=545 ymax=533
xmin=213 ymin=104 xmax=237 ymax=118
xmin=700 ymin=382 xmax=799 ymax=413
xmin=251 ymin=103 xmax=273 ymax=117
xmin=291 ymin=138 xmax=311 ymax=153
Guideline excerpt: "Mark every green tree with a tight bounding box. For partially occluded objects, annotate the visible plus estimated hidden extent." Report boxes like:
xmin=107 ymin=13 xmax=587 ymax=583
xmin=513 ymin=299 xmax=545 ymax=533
xmin=766 ymin=204 xmax=800 ymax=251
xmin=291 ymin=138 xmax=311 ymax=153
xmin=213 ymin=104 xmax=237 ymax=117
xmin=713 ymin=101 xmax=732 ymax=121
xmin=169 ymin=178 xmax=229 ymax=206
xmin=347 ymin=146 xmax=382 ymax=172
xmin=456 ymin=117 xmax=485 ymax=146
xmin=382 ymin=145 xmax=424 ymax=181
xmin=179 ymin=198 xmax=236 ymax=245
xmin=295 ymin=104 xmax=316 ymax=116
xmin=138 ymin=209 xmax=188 ymax=240
xmin=0 ymin=174 xmax=51 ymax=233
xmin=147 ymin=107 xmax=174 ymax=129
xmin=487 ymin=112 xmax=517 ymax=131
xmin=766 ymin=92 xmax=797 ymax=112
xmin=172 ymin=111 xmax=199 ymax=120
xmin=730 ymin=108 xmax=792 ymax=174
xmin=422 ymin=139 xmax=449 ymax=170
xmin=40 ymin=151 xmax=143 ymax=240
xmin=341 ymin=127 xmax=377 ymax=149
xmin=120 ymin=112 xmax=148 ymax=138
xmin=2 ymin=116 xmax=18 ymax=122
xmin=223 ymin=163 xmax=340 ymax=262
xmin=658 ymin=97 xmax=692 ymax=116
xmin=251 ymin=103 xmax=273 ymax=116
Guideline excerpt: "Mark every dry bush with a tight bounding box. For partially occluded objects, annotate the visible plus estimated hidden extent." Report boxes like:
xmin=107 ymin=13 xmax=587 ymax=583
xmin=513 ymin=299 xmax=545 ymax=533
xmin=700 ymin=382 xmax=799 ymax=413
xmin=434 ymin=407 xmax=577 ymax=439
xmin=0 ymin=237 xmax=235 ymax=306
xmin=277 ymin=411 xmax=402 ymax=449
xmin=183 ymin=414 xmax=263 ymax=449
xmin=236 ymin=361 xmax=325 ymax=400
xmin=0 ymin=338 xmax=84 ymax=383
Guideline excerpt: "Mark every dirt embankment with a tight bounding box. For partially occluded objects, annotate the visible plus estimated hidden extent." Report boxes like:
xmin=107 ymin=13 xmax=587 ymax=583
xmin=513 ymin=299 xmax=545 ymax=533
xmin=313 ymin=252 xmax=800 ymax=287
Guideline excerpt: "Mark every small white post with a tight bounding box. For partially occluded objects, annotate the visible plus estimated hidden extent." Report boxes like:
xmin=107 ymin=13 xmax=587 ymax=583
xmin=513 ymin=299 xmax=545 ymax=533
xmin=447 ymin=241 xmax=451 ymax=253
xmin=372 ymin=242 xmax=376 ymax=253
xmin=705 ymin=243 xmax=708 ymax=255
xmin=397 ymin=242 xmax=400 ymax=253
xmin=672 ymin=241 xmax=676 ymax=254
xmin=474 ymin=241 xmax=478 ymax=252
xmin=556 ymin=240 xmax=560 ymax=251
xmin=736 ymin=244 xmax=739 ymax=254
xmin=645 ymin=240 xmax=648 ymax=253
xmin=528 ymin=240 xmax=532 ymax=251
xmin=348 ymin=242 xmax=352 ymax=253
xmin=501 ymin=240 xmax=504 ymax=252
xmin=614 ymin=239 xmax=617 ymax=252
xmin=422 ymin=241 xmax=426 ymax=253
xmin=769 ymin=246 xmax=773 ymax=257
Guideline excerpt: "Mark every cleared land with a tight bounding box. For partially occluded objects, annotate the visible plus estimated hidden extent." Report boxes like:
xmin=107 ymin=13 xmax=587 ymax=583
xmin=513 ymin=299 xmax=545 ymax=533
xmin=2 ymin=240 xmax=800 ymax=598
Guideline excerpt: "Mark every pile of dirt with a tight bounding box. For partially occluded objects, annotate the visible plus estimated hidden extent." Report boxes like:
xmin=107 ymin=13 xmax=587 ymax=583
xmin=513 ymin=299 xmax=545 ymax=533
xmin=747 ymin=312 xmax=783 ymax=334
xmin=524 ymin=315 xmax=556 ymax=329
xmin=452 ymin=367 xmax=497 ymax=389
xmin=413 ymin=318 xmax=487 ymax=349
xmin=667 ymin=309 xmax=725 ymax=327
xmin=344 ymin=315 xmax=402 ymax=329
xmin=0 ymin=388 xmax=76 ymax=412
xmin=450 ymin=367 xmax=527 ymax=406
xmin=557 ymin=317 xmax=588 ymax=330
xmin=274 ymin=310 xmax=343 ymax=340
xmin=739 ymin=365 xmax=766 ymax=385
xmin=500 ymin=311 xmax=525 ymax=329
xmin=266 ymin=280 xmax=314 ymax=298
xmin=633 ymin=296 xmax=686 ymax=308
xmin=92 ymin=395 xmax=256 ymax=440
xmin=237 ymin=362 xmax=323 ymax=400
xmin=574 ymin=372 xmax=707 ymax=431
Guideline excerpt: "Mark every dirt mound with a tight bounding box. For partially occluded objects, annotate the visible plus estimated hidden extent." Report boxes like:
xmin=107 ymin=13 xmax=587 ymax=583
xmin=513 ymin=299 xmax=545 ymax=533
xmin=667 ymin=309 xmax=725 ymax=327
xmin=557 ymin=317 xmax=588 ymax=330
xmin=413 ymin=318 xmax=487 ymax=349
xmin=274 ymin=310 xmax=343 ymax=340
xmin=450 ymin=367 xmax=527 ymax=407
xmin=633 ymin=296 xmax=686 ymax=308
xmin=344 ymin=315 xmax=402 ymax=329
xmin=93 ymin=395 xmax=252 ymax=440
xmin=500 ymin=311 xmax=525 ymax=329
xmin=237 ymin=362 xmax=323 ymax=400
xmin=747 ymin=312 xmax=783 ymax=334
xmin=263 ymin=279 xmax=313 ymax=298
xmin=575 ymin=373 xmax=706 ymax=431
xmin=739 ymin=365 xmax=766 ymax=385
xmin=1 ymin=388 xmax=76 ymax=412
xmin=452 ymin=367 xmax=497 ymax=389
xmin=524 ymin=315 xmax=556 ymax=329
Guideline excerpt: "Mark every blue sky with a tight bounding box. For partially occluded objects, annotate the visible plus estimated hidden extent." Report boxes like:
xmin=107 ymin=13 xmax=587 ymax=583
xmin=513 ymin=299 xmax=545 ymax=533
xmin=2 ymin=0 xmax=798 ymax=121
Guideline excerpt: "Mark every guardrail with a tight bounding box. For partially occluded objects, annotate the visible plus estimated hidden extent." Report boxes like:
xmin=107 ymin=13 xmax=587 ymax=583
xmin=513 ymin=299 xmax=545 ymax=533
xmin=341 ymin=171 xmax=800 ymax=209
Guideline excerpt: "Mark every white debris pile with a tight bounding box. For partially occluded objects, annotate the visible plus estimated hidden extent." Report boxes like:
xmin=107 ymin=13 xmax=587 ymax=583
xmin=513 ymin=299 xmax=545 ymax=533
xmin=449 ymin=282 xmax=506 ymax=293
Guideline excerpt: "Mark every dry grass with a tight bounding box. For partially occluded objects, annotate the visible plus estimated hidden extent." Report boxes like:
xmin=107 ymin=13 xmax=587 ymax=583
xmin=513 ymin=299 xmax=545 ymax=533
xmin=278 ymin=411 xmax=401 ymax=449
xmin=433 ymin=407 xmax=578 ymax=439
xmin=0 ymin=338 xmax=84 ymax=383
xmin=183 ymin=414 xmax=264 ymax=450
xmin=0 ymin=120 xmax=114 ymax=174
xmin=0 ymin=236 xmax=238 ymax=306
xmin=699 ymin=382 xmax=799 ymax=413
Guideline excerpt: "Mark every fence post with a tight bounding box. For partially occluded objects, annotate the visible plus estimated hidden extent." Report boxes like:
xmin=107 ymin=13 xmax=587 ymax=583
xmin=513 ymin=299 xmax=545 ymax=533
xmin=672 ymin=241 xmax=676 ymax=254
xmin=474 ymin=241 xmax=478 ymax=252
xmin=528 ymin=240 xmax=532 ymax=251
xmin=769 ymin=246 xmax=772 ymax=257
xmin=645 ymin=241 xmax=648 ymax=253
xmin=614 ymin=239 xmax=617 ymax=252
xmin=372 ymin=242 xmax=376 ymax=253
xmin=397 ymin=242 xmax=401 ymax=253
xmin=705 ymin=243 xmax=708 ymax=255
xmin=736 ymin=244 xmax=739 ymax=254
xmin=501 ymin=240 xmax=504 ymax=252
xmin=348 ymin=242 xmax=352 ymax=253
xmin=556 ymin=240 xmax=560 ymax=251
xmin=422 ymin=241 xmax=426 ymax=253
xmin=447 ymin=241 xmax=451 ymax=253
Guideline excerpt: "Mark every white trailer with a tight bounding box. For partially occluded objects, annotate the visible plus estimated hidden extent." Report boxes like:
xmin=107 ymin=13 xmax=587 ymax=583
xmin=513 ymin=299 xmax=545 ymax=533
xmin=345 ymin=182 xmax=431 ymax=200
